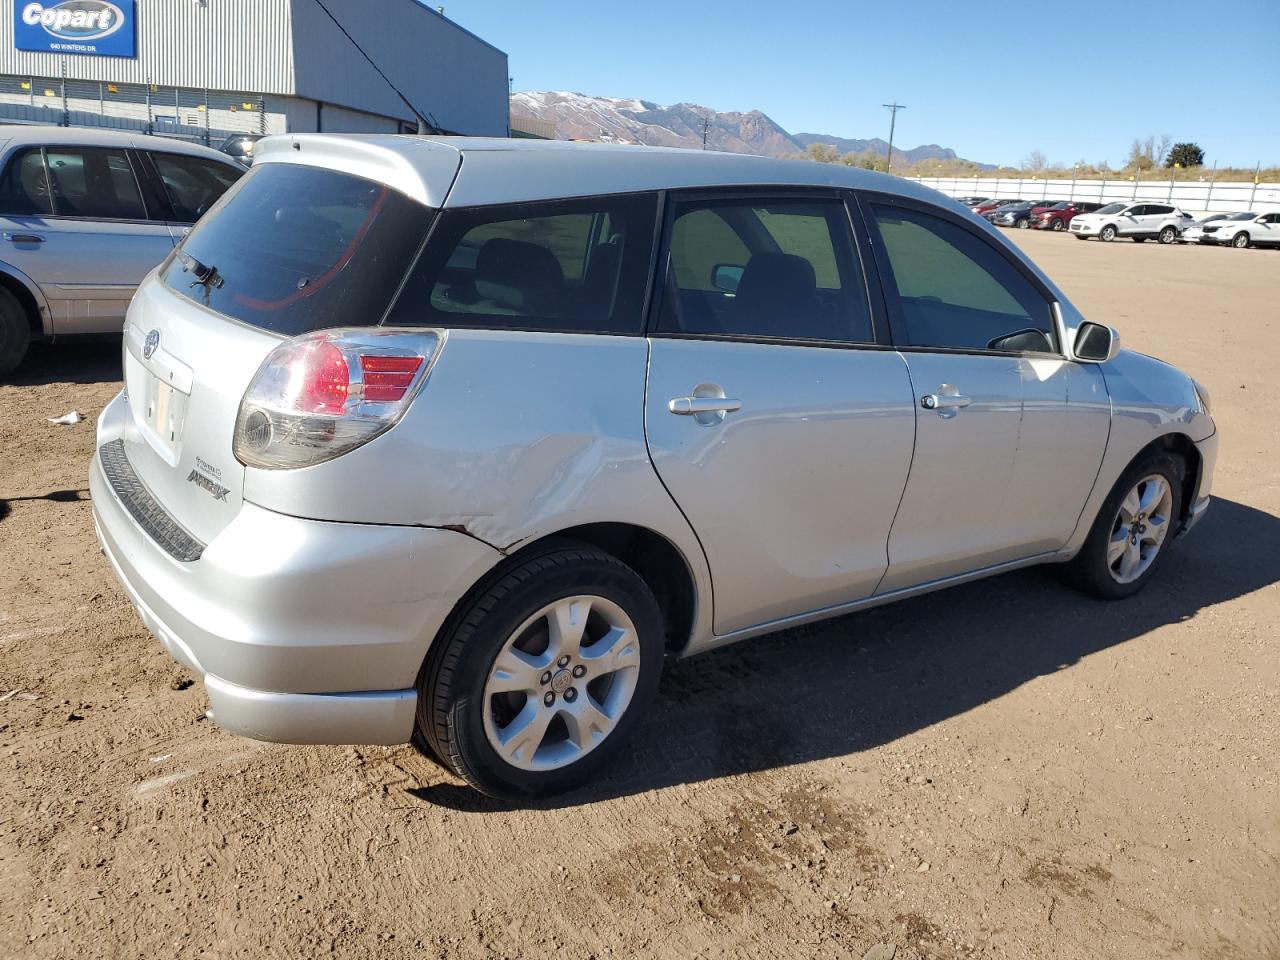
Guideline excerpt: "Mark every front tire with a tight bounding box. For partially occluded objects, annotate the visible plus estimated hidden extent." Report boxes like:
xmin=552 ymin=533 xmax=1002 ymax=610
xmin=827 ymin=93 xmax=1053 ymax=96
xmin=0 ymin=286 xmax=31 ymax=378
xmin=1051 ymin=219 xmax=1065 ymax=232
xmin=1158 ymin=226 xmax=1177 ymax=244
xmin=1100 ymin=224 xmax=1118 ymax=242
xmin=1232 ymin=232 xmax=1250 ymax=249
xmin=1017 ymin=218 xmax=1030 ymax=229
xmin=1067 ymin=451 xmax=1184 ymax=600
xmin=416 ymin=543 xmax=664 ymax=799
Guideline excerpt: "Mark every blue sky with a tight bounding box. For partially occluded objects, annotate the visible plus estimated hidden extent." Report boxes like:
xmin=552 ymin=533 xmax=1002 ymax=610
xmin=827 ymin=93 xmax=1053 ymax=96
xmin=447 ymin=0 xmax=1280 ymax=168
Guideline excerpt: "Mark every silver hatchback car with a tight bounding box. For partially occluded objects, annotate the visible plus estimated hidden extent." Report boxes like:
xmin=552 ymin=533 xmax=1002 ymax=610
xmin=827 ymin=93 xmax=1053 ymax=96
xmin=91 ymin=136 xmax=1217 ymax=798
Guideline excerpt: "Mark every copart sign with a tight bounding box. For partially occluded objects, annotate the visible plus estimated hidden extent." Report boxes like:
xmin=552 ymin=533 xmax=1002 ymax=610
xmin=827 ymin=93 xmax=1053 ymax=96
xmin=15 ymin=1 xmax=137 ymax=58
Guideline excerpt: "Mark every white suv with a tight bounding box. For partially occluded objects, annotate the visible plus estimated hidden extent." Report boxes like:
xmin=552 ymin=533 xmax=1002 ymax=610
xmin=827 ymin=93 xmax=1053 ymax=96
xmin=1200 ymin=211 xmax=1280 ymax=249
xmin=1070 ymin=201 xmax=1191 ymax=243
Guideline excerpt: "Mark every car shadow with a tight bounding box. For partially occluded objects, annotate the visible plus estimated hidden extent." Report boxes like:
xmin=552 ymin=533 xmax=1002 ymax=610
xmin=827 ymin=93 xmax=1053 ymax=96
xmin=409 ymin=497 xmax=1280 ymax=811
xmin=6 ymin=339 xmax=122 ymax=387
xmin=0 ymin=488 xmax=89 ymax=523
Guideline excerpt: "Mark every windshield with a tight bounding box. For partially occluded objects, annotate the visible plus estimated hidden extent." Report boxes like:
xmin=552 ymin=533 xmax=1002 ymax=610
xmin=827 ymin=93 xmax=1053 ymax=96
xmin=1096 ymin=203 xmax=1126 ymax=215
xmin=162 ymin=163 xmax=433 ymax=336
xmin=1227 ymin=212 xmax=1256 ymax=220
xmin=1048 ymin=202 xmax=1071 ymax=210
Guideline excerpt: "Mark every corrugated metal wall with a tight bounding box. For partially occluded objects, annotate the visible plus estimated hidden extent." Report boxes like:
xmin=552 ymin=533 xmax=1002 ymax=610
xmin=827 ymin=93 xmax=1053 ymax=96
xmin=289 ymin=0 xmax=509 ymax=136
xmin=0 ymin=1 xmax=295 ymax=93
xmin=0 ymin=0 xmax=506 ymax=136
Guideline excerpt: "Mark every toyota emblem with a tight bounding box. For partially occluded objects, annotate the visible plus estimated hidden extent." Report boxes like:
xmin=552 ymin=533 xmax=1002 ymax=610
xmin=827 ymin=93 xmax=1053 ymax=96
xmin=143 ymin=329 xmax=160 ymax=360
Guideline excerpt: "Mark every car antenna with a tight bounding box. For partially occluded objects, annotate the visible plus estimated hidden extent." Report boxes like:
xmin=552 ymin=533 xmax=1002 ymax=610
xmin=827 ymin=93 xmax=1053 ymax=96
xmin=308 ymin=0 xmax=443 ymax=135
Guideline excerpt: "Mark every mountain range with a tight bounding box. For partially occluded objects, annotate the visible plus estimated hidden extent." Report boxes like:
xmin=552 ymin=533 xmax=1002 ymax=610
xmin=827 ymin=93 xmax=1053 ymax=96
xmin=509 ymin=91 xmax=989 ymax=167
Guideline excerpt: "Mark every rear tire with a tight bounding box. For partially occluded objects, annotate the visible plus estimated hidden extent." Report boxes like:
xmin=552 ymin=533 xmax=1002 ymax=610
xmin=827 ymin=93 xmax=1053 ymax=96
xmin=1100 ymin=224 xmax=1118 ymax=242
xmin=416 ymin=543 xmax=664 ymax=799
xmin=1017 ymin=218 xmax=1030 ymax=229
xmin=1067 ymin=450 xmax=1184 ymax=600
xmin=1158 ymin=226 xmax=1177 ymax=244
xmin=1232 ymin=232 xmax=1250 ymax=249
xmin=0 ymin=286 xmax=31 ymax=378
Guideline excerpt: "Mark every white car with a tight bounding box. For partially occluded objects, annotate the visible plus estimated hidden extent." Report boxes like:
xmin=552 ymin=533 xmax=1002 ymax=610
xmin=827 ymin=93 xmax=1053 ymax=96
xmin=1178 ymin=213 xmax=1231 ymax=244
xmin=1070 ymin=202 xmax=1192 ymax=244
xmin=1199 ymin=211 xmax=1280 ymax=249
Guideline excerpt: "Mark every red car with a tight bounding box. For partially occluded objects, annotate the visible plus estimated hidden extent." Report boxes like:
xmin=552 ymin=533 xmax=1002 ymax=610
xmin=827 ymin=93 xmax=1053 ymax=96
xmin=1033 ymin=201 xmax=1105 ymax=232
xmin=970 ymin=198 xmax=1021 ymax=215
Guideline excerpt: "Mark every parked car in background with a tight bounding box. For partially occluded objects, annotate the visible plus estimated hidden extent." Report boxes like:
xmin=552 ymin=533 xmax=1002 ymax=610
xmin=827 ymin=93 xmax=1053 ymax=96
xmin=1200 ymin=211 xmax=1280 ymax=248
xmin=219 ymin=134 xmax=263 ymax=167
xmin=1070 ymin=202 xmax=1192 ymax=243
xmin=1177 ymin=213 xmax=1231 ymax=243
xmin=970 ymin=198 xmax=1020 ymax=215
xmin=1034 ymin=201 xmax=1104 ymax=231
xmin=990 ymin=200 xmax=1054 ymax=229
xmin=91 ymin=135 xmax=1217 ymax=799
xmin=954 ymin=196 xmax=989 ymax=206
xmin=0 ymin=126 xmax=244 ymax=375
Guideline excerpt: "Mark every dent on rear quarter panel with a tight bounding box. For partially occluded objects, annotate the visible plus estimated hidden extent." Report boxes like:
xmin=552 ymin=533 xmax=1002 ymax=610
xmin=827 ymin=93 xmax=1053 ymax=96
xmin=240 ymin=330 xmax=715 ymax=633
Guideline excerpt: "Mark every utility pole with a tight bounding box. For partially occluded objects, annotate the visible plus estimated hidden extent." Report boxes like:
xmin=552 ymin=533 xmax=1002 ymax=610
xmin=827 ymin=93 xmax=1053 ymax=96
xmin=699 ymin=115 xmax=711 ymax=150
xmin=882 ymin=101 xmax=905 ymax=173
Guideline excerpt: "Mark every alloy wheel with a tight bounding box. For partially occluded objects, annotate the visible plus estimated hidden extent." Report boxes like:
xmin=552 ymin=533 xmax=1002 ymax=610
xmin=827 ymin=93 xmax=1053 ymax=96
xmin=481 ymin=595 xmax=641 ymax=772
xmin=1107 ymin=474 xmax=1174 ymax=584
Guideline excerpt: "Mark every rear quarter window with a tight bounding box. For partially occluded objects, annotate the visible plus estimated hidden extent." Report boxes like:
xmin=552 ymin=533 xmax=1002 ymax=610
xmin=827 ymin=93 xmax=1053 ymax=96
xmin=386 ymin=193 xmax=658 ymax=335
xmin=161 ymin=162 xmax=432 ymax=336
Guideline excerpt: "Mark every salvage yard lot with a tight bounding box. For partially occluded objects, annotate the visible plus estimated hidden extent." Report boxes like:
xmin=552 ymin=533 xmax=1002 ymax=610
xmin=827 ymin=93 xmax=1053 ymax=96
xmin=1 ymin=230 xmax=1277 ymax=959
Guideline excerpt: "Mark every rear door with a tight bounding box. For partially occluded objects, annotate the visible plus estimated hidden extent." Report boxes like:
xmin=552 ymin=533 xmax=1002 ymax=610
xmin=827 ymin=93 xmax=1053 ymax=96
xmin=141 ymin=149 xmax=244 ymax=242
xmin=0 ymin=144 xmax=175 ymax=335
xmin=859 ymin=195 xmax=1110 ymax=592
xmin=644 ymin=191 xmax=916 ymax=635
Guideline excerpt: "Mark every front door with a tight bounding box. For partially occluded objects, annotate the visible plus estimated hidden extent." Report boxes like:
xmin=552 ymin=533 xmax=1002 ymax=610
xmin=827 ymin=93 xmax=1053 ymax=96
xmin=860 ymin=195 xmax=1111 ymax=592
xmin=644 ymin=192 xmax=916 ymax=635
xmin=0 ymin=144 xmax=174 ymax=335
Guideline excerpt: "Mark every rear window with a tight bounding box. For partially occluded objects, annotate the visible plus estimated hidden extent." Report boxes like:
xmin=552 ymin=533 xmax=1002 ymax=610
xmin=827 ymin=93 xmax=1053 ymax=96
xmin=162 ymin=163 xmax=432 ymax=335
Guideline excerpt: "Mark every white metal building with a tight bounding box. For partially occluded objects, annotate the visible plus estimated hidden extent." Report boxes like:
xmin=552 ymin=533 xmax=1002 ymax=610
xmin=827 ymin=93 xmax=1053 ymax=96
xmin=0 ymin=0 xmax=509 ymax=144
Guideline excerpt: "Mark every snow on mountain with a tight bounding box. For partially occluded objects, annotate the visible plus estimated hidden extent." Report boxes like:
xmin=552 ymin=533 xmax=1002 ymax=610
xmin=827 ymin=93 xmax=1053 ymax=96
xmin=509 ymin=91 xmax=984 ymax=166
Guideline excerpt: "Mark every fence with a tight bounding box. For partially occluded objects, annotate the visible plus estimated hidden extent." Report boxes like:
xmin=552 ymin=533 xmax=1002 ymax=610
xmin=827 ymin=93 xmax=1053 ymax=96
xmin=908 ymin=175 xmax=1280 ymax=214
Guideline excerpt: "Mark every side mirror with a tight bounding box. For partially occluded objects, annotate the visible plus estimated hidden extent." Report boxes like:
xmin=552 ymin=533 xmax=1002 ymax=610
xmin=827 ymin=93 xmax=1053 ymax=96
xmin=711 ymin=263 xmax=744 ymax=293
xmin=1073 ymin=322 xmax=1120 ymax=363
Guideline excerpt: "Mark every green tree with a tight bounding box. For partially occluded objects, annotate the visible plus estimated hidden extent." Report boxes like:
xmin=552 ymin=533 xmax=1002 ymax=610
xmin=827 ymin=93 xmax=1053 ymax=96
xmin=804 ymin=142 xmax=838 ymax=164
xmin=1166 ymin=142 xmax=1205 ymax=168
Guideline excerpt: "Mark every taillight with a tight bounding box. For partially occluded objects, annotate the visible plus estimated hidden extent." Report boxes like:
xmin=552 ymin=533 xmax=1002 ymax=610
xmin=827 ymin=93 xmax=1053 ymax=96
xmin=234 ymin=329 xmax=442 ymax=470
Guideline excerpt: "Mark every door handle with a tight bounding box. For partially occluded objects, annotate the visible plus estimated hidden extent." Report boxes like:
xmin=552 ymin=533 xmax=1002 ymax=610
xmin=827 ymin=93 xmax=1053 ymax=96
xmin=3 ymin=232 xmax=45 ymax=243
xmin=668 ymin=396 xmax=742 ymax=416
xmin=920 ymin=393 xmax=971 ymax=410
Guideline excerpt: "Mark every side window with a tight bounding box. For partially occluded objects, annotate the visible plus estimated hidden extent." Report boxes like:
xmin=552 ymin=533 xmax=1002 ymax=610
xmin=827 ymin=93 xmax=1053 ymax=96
xmin=0 ymin=148 xmax=53 ymax=216
xmin=866 ymin=202 xmax=1056 ymax=354
xmin=43 ymin=147 xmax=146 ymax=219
xmin=386 ymin=192 xmax=657 ymax=335
xmin=150 ymin=152 xmax=242 ymax=223
xmin=658 ymin=196 xmax=873 ymax=343
xmin=1149 ymin=205 xmax=1173 ymax=216
xmin=1127 ymin=205 xmax=1147 ymax=216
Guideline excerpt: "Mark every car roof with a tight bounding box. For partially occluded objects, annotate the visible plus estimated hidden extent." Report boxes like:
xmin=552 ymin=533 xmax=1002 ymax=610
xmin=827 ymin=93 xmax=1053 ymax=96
xmin=251 ymin=133 xmax=952 ymax=210
xmin=0 ymin=124 xmax=239 ymax=165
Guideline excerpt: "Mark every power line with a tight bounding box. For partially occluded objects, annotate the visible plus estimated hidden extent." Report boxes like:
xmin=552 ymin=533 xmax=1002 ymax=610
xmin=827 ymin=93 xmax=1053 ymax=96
xmin=882 ymin=102 xmax=906 ymax=173
xmin=310 ymin=0 xmax=440 ymax=134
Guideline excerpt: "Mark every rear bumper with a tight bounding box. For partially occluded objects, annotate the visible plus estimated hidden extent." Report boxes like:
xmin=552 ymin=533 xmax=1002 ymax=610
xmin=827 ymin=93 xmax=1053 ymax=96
xmin=90 ymin=391 xmax=502 ymax=745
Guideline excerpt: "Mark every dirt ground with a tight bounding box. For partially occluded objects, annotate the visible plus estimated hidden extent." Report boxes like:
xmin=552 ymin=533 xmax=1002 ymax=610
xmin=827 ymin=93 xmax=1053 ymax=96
xmin=1 ymin=231 xmax=1277 ymax=960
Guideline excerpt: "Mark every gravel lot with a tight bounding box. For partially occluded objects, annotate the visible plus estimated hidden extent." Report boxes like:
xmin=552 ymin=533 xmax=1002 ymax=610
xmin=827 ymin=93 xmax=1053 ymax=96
xmin=1 ymin=231 xmax=1277 ymax=960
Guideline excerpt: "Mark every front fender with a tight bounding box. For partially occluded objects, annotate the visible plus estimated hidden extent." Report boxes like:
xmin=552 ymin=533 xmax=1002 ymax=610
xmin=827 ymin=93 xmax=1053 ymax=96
xmin=1063 ymin=349 xmax=1215 ymax=555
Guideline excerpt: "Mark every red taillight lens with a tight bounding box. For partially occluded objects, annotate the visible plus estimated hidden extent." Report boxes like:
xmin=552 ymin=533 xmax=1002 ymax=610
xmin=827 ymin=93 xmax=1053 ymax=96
xmin=360 ymin=354 xmax=423 ymax=402
xmin=299 ymin=341 xmax=350 ymax=415
xmin=234 ymin=329 xmax=441 ymax=470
